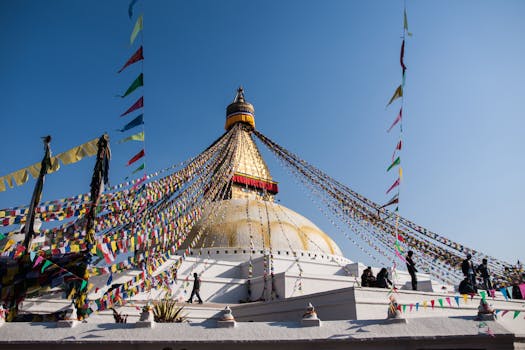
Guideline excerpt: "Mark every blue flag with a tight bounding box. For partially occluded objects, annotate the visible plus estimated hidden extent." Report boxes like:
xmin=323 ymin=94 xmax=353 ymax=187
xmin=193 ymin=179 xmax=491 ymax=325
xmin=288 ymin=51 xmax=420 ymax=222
xmin=119 ymin=114 xmax=144 ymax=132
xmin=128 ymin=0 xmax=138 ymax=19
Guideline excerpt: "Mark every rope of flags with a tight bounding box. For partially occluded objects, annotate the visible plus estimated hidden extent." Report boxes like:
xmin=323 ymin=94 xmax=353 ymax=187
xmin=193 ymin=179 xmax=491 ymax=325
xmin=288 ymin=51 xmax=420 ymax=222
xmin=0 ymin=138 xmax=99 ymax=193
xmin=384 ymin=3 xmax=412 ymax=262
xmin=117 ymin=0 xmax=146 ymax=177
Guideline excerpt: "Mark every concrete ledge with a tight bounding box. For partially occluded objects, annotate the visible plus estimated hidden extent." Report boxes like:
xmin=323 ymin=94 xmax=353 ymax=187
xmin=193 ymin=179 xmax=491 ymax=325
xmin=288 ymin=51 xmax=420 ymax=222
xmin=57 ymin=320 xmax=79 ymax=328
xmin=135 ymin=320 xmax=155 ymax=328
xmin=301 ymin=318 xmax=321 ymax=327
xmin=217 ymin=320 xmax=236 ymax=328
xmin=384 ymin=318 xmax=407 ymax=324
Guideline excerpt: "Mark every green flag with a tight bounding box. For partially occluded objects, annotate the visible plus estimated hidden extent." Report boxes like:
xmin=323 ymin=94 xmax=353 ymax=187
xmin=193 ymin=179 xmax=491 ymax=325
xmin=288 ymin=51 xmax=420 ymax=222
xmin=387 ymin=157 xmax=400 ymax=172
xmin=41 ymin=260 xmax=53 ymax=273
xmin=130 ymin=15 xmax=143 ymax=44
xmin=121 ymin=73 xmax=143 ymax=98
xmin=132 ymin=163 xmax=145 ymax=174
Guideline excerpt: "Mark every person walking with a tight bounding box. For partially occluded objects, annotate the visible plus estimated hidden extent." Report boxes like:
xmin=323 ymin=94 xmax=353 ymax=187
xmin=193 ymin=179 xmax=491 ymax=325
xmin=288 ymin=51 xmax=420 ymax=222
xmin=461 ymin=253 xmax=477 ymax=291
xmin=187 ymin=272 xmax=203 ymax=304
xmin=477 ymin=258 xmax=492 ymax=291
xmin=406 ymin=250 xmax=418 ymax=291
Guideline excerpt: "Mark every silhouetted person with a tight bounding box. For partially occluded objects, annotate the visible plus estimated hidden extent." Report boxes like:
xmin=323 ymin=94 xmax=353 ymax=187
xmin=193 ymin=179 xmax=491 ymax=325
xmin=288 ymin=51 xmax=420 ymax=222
xmin=376 ymin=267 xmax=393 ymax=289
xmin=461 ymin=253 xmax=477 ymax=291
xmin=187 ymin=272 xmax=203 ymax=304
xmin=361 ymin=266 xmax=376 ymax=287
xmin=406 ymin=250 xmax=417 ymax=291
xmin=477 ymin=258 xmax=492 ymax=291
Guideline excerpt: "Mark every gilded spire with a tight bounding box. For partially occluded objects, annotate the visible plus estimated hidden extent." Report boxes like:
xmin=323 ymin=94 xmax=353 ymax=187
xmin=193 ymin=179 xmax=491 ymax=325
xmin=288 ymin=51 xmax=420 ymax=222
xmin=225 ymin=86 xmax=255 ymax=131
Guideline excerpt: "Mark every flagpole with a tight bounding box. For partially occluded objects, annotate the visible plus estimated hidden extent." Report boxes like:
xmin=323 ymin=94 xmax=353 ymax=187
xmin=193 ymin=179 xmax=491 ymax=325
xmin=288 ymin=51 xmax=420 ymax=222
xmin=22 ymin=136 xmax=52 ymax=250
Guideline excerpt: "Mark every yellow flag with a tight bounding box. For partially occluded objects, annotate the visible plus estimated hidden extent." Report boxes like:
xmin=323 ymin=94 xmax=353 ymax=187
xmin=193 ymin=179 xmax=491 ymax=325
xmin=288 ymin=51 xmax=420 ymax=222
xmin=399 ymin=166 xmax=403 ymax=180
xmin=3 ymin=239 xmax=15 ymax=252
xmin=0 ymin=177 xmax=5 ymax=192
xmin=387 ymin=85 xmax=403 ymax=107
xmin=130 ymin=15 xmax=143 ymax=45
xmin=12 ymin=169 xmax=29 ymax=186
xmin=5 ymin=176 xmax=13 ymax=188
xmin=462 ymin=294 xmax=468 ymax=303
xmin=118 ymin=131 xmax=144 ymax=143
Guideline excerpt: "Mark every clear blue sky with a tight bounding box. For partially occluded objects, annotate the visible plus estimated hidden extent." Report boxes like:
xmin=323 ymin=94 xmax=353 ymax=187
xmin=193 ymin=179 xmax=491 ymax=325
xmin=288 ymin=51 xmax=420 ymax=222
xmin=1 ymin=1 xmax=523 ymax=265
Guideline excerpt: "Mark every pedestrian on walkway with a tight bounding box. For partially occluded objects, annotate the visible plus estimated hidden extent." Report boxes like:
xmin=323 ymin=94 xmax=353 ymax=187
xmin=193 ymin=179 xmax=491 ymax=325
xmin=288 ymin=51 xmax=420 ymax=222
xmin=477 ymin=258 xmax=492 ymax=291
xmin=406 ymin=250 xmax=417 ymax=291
xmin=187 ymin=272 xmax=203 ymax=304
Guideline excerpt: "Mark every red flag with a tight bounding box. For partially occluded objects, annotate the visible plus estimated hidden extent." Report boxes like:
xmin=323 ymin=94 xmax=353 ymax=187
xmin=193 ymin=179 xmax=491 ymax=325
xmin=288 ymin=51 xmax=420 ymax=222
xmin=400 ymin=40 xmax=407 ymax=74
xmin=392 ymin=140 xmax=402 ymax=161
xmin=121 ymin=96 xmax=143 ymax=117
xmin=118 ymin=46 xmax=144 ymax=73
xmin=127 ymin=149 xmax=145 ymax=166
xmin=386 ymin=178 xmax=400 ymax=194
xmin=387 ymin=108 xmax=403 ymax=132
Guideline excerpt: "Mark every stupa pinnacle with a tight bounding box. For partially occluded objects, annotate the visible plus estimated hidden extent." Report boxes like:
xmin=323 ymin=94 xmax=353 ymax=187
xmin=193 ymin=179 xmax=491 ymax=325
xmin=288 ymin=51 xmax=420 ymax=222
xmin=225 ymin=86 xmax=256 ymax=131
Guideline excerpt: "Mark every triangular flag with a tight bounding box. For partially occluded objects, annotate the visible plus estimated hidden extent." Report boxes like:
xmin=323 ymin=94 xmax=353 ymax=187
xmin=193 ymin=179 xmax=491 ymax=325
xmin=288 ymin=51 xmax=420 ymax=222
xmin=404 ymin=8 xmax=413 ymax=37
xmin=29 ymin=251 xmax=36 ymax=262
xmin=479 ymin=290 xmax=486 ymax=300
xmin=438 ymin=299 xmax=443 ymax=308
xmin=415 ymin=302 xmax=419 ymax=311
xmin=501 ymin=310 xmax=509 ymax=317
xmin=107 ymin=273 xmax=113 ymax=286
xmin=119 ymin=114 xmax=144 ymax=132
xmin=128 ymin=0 xmax=138 ymax=19
xmin=118 ymin=46 xmax=143 ymax=73
xmin=130 ymin=15 xmax=143 ymax=45
xmin=33 ymin=255 xmax=44 ymax=268
xmin=80 ymin=279 xmax=88 ymax=291
xmin=430 ymin=300 xmax=435 ymax=309
xmin=454 ymin=295 xmax=460 ymax=307
xmin=387 ymin=157 xmax=401 ymax=172
xmin=399 ymin=166 xmax=403 ymax=181
xmin=391 ymin=140 xmax=402 ymax=161
xmin=120 ymin=73 xmax=143 ymax=98
xmin=386 ymin=85 xmax=403 ymax=107
xmin=463 ymin=294 xmax=468 ymax=303
xmin=513 ymin=310 xmax=520 ymax=319
xmin=446 ymin=297 xmax=451 ymax=307
xmin=409 ymin=304 xmax=413 ymax=312
xmin=381 ymin=194 xmax=399 ymax=208
xmin=132 ymin=163 xmax=145 ymax=174
xmin=118 ymin=131 xmax=144 ymax=143
xmin=41 ymin=260 xmax=53 ymax=273
xmin=127 ymin=149 xmax=145 ymax=166
xmin=386 ymin=178 xmax=400 ymax=194
xmin=121 ymin=96 xmax=144 ymax=117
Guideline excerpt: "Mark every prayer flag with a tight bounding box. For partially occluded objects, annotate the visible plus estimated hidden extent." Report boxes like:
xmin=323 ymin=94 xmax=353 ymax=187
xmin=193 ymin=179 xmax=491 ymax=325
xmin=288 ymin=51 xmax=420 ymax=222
xmin=128 ymin=0 xmax=138 ymax=19
xmin=118 ymin=46 xmax=144 ymax=73
xmin=438 ymin=299 xmax=443 ymax=308
xmin=387 ymin=157 xmax=400 ymax=172
xmin=392 ymin=140 xmax=402 ymax=161
xmin=119 ymin=114 xmax=144 ymax=132
xmin=399 ymin=166 xmax=403 ymax=180
xmin=121 ymin=96 xmax=143 ymax=117
xmin=127 ymin=149 xmax=145 ymax=166
xmin=381 ymin=194 xmax=398 ymax=208
xmin=107 ymin=273 xmax=113 ymax=286
xmin=513 ymin=310 xmax=521 ymax=319
xmin=118 ymin=131 xmax=144 ymax=143
xmin=120 ymin=73 xmax=143 ymax=98
xmin=454 ymin=295 xmax=460 ymax=306
xmin=130 ymin=15 xmax=143 ymax=45
xmin=386 ymin=85 xmax=403 ymax=107
xmin=430 ymin=300 xmax=435 ymax=309
xmin=519 ymin=283 xmax=525 ymax=299
xmin=33 ymin=255 xmax=44 ymax=268
xmin=386 ymin=178 xmax=400 ymax=194
xmin=132 ymin=163 xmax=145 ymax=174
xmin=41 ymin=260 xmax=53 ymax=273
xmin=387 ymin=108 xmax=402 ymax=132
xmin=446 ymin=297 xmax=451 ymax=307
xmin=80 ymin=280 xmax=88 ymax=291
xmin=404 ymin=9 xmax=413 ymax=37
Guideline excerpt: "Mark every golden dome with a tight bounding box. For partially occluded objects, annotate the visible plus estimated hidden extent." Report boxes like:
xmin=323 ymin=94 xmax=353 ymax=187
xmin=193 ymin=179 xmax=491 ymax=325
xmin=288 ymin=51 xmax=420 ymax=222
xmin=183 ymin=199 xmax=343 ymax=256
xmin=225 ymin=87 xmax=255 ymax=131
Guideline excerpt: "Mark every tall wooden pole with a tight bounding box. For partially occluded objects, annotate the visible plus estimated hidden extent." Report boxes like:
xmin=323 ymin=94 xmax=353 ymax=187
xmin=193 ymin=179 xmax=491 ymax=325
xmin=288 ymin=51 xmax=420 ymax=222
xmin=75 ymin=134 xmax=111 ymax=319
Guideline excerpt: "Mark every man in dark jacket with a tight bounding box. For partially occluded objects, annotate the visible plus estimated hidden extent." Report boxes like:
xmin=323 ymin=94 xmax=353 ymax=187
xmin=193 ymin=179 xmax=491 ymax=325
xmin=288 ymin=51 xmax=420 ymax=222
xmin=477 ymin=258 xmax=492 ymax=291
xmin=187 ymin=272 xmax=203 ymax=304
xmin=406 ymin=250 xmax=417 ymax=291
xmin=461 ymin=254 xmax=477 ymax=290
